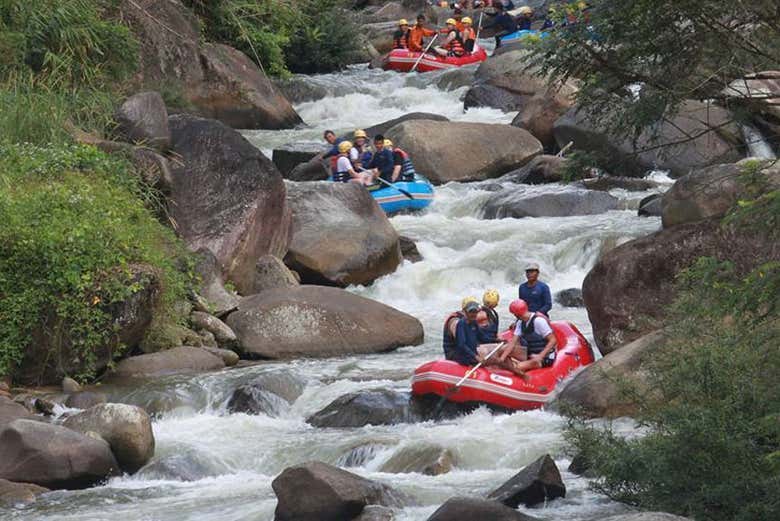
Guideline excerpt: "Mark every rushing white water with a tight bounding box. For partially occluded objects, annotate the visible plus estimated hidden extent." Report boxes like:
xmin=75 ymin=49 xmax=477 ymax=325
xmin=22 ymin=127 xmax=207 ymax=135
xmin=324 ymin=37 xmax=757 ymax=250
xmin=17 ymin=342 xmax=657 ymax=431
xmin=5 ymin=66 xmax=668 ymax=521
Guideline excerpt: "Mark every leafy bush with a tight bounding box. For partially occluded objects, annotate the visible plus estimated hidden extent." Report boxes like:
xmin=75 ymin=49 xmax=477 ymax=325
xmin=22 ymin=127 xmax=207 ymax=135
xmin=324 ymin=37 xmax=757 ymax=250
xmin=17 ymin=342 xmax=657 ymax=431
xmin=0 ymin=143 xmax=190 ymax=380
xmin=0 ymin=0 xmax=138 ymax=87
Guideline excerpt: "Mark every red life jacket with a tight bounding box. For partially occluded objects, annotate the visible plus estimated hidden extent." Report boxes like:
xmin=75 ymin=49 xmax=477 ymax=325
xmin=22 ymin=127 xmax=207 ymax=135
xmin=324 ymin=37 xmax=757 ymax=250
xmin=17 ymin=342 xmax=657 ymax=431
xmin=444 ymin=30 xmax=465 ymax=56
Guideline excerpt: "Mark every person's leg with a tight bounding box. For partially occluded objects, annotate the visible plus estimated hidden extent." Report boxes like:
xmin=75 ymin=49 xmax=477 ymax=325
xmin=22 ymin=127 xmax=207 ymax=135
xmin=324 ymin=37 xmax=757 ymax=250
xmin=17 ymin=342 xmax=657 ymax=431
xmin=433 ymin=46 xmax=448 ymax=56
xmin=477 ymin=344 xmax=502 ymax=366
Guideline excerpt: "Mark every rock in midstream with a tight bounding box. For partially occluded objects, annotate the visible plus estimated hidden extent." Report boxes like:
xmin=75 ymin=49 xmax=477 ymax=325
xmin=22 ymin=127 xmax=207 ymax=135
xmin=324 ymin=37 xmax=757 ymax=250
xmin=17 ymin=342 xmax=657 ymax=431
xmin=487 ymin=454 xmax=566 ymax=508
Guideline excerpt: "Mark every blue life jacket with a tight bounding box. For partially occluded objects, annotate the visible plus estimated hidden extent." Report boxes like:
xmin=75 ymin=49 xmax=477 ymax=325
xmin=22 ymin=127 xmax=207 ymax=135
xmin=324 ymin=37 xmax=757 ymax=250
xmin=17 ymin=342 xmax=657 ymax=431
xmin=479 ymin=306 xmax=499 ymax=342
xmin=442 ymin=311 xmax=464 ymax=361
xmin=368 ymin=148 xmax=395 ymax=182
xmin=520 ymin=314 xmax=549 ymax=355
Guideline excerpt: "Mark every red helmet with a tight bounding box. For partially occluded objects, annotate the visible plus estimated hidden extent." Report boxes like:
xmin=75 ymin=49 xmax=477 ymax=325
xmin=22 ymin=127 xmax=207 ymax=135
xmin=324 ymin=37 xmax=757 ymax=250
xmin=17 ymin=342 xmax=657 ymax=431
xmin=509 ymin=299 xmax=529 ymax=318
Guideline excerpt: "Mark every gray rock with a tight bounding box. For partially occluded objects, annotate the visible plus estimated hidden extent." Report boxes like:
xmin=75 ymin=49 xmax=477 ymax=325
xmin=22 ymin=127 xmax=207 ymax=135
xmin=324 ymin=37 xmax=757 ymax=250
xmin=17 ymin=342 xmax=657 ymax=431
xmin=285 ymin=182 xmax=401 ymax=286
xmin=111 ymin=347 xmax=225 ymax=379
xmin=499 ymin=155 xmax=568 ymax=184
xmin=555 ymin=288 xmax=584 ymax=308
xmin=287 ymin=159 xmax=330 ymax=182
xmin=354 ymin=505 xmax=396 ymax=521
xmin=426 ymin=497 xmax=537 ymax=521
xmin=65 ymin=391 xmax=108 ymax=410
xmin=579 ymin=176 xmax=660 ymax=192
xmin=482 ymin=189 xmax=619 ymax=219
xmin=554 ymin=331 xmax=665 ymax=418
xmin=272 ymin=142 xmax=328 ymax=177
xmin=0 ymin=478 xmax=49 ymax=506
xmin=0 ymin=396 xmax=34 ymax=430
xmin=436 ymin=65 xmax=479 ymax=91
xmin=487 ymin=454 xmax=566 ymax=507
xmin=115 ymin=91 xmax=170 ymax=150
xmin=130 ymin=147 xmax=174 ymax=192
xmin=63 ymin=403 xmax=155 ymax=473
xmin=308 ymin=390 xmax=419 ymax=428
xmin=0 ymin=419 xmax=119 ymax=489
xmin=137 ymin=448 xmax=222 ymax=482
xmin=638 ymin=194 xmax=663 ymax=217
xmin=252 ymin=254 xmax=300 ymax=293
xmin=190 ymin=312 xmax=237 ymax=346
xmin=399 ymin=236 xmax=422 ymax=263
xmin=200 ymin=346 xmax=239 ymax=367
xmin=227 ymin=384 xmax=291 ymax=417
xmin=379 ymin=442 xmax=455 ymax=476
xmin=232 ymin=370 xmax=307 ymax=406
xmin=62 ymin=377 xmax=82 ymax=394
xmin=193 ymin=248 xmax=240 ymax=317
xmin=602 ymin=514 xmax=694 ymax=521
xmin=168 ymin=115 xmax=291 ymax=294
xmin=356 ymin=112 xmax=449 ymax=142
xmin=272 ymin=461 xmax=410 ymax=521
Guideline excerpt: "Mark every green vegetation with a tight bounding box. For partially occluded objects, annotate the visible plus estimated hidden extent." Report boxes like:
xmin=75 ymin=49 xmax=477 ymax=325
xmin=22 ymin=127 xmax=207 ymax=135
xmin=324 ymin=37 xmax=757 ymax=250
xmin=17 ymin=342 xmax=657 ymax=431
xmin=0 ymin=143 xmax=190 ymax=380
xmin=565 ymin=175 xmax=780 ymax=520
xmin=183 ymin=0 xmax=361 ymax=76
xmin=533 ymin=1 xmax=780 ymax=140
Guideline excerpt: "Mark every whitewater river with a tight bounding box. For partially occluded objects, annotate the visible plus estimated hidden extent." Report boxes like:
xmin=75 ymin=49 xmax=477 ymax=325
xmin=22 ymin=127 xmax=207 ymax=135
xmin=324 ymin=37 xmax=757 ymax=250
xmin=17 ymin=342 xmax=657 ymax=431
xmin=6 ymin=64 xmax=668 ymax=520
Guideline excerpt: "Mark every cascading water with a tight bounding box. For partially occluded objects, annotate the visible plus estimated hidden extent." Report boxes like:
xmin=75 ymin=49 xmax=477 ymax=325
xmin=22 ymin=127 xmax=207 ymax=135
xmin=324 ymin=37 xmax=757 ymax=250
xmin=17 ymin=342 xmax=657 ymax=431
xmin=6 ymin=64 xmax=669 ymax=521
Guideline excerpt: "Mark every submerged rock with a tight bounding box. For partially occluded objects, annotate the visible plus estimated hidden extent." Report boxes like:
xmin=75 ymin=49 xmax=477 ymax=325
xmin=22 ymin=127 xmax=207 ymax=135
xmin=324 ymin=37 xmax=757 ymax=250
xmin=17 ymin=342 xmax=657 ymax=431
xmin=63 ymin=403 xmax=155 ymax=474
xmin=638 ymin=194 xmax=663 ymax=217
xmin=272 ymin=461 xmax=411 ymax=521
xmin=555 ymin=288 xmax=584 ymax=308
xmin=426 ymin=497 xmax=537 ymax=521
xmin=0 ymin=420 xmax=119 ymax=489
xmin=379 ymin=442 xmax=456 ymax=476
xmin=65 ymin=391 xmax=108 ymax=410
xmin=227 ymin=286 xmax=424 ymax=359
xmin=0 ymin=478 xmax=49 ymax=506
xmin=399 ymin=236 xmax=423 ymax=263
xmin=602 ymin=514 xmax=694 ymax=521
xmin=487 ymin=454 xmax=566 ymax=507
xmin=308 ymin=389 xmax=420 ymax=428
xmin=138 ymin=448 xmax=224 ymax=482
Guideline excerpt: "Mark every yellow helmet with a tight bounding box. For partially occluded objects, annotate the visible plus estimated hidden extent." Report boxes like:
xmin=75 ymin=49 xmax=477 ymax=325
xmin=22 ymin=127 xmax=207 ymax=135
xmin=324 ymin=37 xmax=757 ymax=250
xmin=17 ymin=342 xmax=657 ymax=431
xmin=446 ymin=18 xmax=457 ymax=26
xmin=354 ymin=129 xmax=367 ymax=139
xmin=483 ymin=289 xmax=500 ymax=308
xmin=462 ymin=16 xmax=473 ymax=25
xmin=461 ymin=296 xmax=480 ymax=311
xmin=519 ymin=6 xmax=533 ymax=15
xmin=399 ymin=18 xmax=409 ymax=26
xmin=384 ymin=139 xmax=393 ymax=147
xmin=338 ymin=141 xmax=353 ymax=154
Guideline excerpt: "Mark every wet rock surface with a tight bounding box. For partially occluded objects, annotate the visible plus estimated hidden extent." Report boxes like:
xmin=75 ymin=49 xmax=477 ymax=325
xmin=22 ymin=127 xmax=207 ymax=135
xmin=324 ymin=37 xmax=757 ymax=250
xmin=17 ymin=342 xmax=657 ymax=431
xmin=426 ymin=497 xmax=538 ymax=521
xmin=111 ymin=347 xmax=225 ymax=379
xmin=482 ymin=188 xmax=619 ymax=219
xmin=487 ymin=454 xmax=566 ymax=507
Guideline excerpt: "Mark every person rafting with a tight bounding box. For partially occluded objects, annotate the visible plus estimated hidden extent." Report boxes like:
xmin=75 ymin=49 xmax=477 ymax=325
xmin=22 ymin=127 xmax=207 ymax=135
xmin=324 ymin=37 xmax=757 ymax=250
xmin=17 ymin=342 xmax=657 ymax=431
xmin=518 ymin=262 xmax=552 ymax=316
xmin=516 ymin=6 xmax=534 ymax=30
xmin=318 ymin=130 xmax=345 ymax=177
xmin=477 ymin=289 xmax=500 ymax=342
xmin=333 ymin=141 xmax=372 ymax=185
xmin=350 ymin=129 xmax=373 ymax=170
xmin=385 ymin=139 xmax=417 ymax=182
xmin=434 ymin=18 xmax=466 ymax=57
xmin=393 ymin=19 xmax=412 ymax=50
xmin=410 ymin=14 xmax=437 ymax=52
xmin=366 ymin=134 xmax=395 ymax=183
xmin=486 ymin=3 xmax=518 ymax=47
xmin=460 ymin=16 xmax=477 ymax=53
xmin=496 ymin=299 xmax=558 ymax=374
xmin=452 ymin=5 xmax=466 ymax=31
xmin=442 ymin=297 xmax=493 ymax=366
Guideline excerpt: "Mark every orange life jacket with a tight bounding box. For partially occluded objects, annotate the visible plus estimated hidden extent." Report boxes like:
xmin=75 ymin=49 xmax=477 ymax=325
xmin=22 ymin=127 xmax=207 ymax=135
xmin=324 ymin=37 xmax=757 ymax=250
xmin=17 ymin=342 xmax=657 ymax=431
xmin=409 ymin=25 xmax=436 ymax=52
xmin=461 ymin=27 xmax=476 ymax=53
xmin=392 ymin=30 xmax=410 ymax=50
xmin=444 ymin=30 xmax=465 ymax=56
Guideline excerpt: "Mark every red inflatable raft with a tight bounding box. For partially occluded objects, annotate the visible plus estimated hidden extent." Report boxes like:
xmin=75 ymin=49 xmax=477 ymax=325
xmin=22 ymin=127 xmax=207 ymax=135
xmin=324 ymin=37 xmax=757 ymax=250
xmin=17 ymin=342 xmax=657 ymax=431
xmin=381 ymin=47 xmax=488 ymax=73
xmin=411 ymin=321 xmax=595 ymax=411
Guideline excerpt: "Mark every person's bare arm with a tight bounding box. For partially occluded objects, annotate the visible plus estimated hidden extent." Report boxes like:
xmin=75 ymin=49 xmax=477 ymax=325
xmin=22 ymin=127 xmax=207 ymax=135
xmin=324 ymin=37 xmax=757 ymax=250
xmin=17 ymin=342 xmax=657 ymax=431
xmin=498 ymin=335 xmax=518 ymax=362
xmin=391 ymin=164 xmax=402 ymax=182
xmin=533 ymin=333 xmax=558 ymax=361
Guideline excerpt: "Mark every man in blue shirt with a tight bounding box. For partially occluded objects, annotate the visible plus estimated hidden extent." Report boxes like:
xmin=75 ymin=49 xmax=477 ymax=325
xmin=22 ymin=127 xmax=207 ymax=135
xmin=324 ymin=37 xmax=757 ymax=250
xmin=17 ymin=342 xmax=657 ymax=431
xmin=486 ymin=3 xmax=518 ymax=48
xmin=442 ymin=297 xmax=493 ymax=366
xmin=367 ymin=134 xmax=395 ymax=183
xmin=518 ymin=262 xmax=552 ymax=316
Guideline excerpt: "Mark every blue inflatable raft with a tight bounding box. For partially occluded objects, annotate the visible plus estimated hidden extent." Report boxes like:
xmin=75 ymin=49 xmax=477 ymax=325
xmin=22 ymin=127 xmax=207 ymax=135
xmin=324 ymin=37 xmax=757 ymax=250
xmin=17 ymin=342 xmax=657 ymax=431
xmin=367 ymin=175 xmax=434 ymax=214
xmin=499 ymin=29 xmax=548 ymax=44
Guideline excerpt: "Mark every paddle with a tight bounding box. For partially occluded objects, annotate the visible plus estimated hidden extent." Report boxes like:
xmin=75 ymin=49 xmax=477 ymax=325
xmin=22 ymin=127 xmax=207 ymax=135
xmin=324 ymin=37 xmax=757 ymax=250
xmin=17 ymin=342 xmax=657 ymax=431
xmin=410 ymin=34 xmax=438 ymax=72
xmin=375 ymin=176 xmax=415 ymax=200
xmin=432 ymin=341 xmax=507 ymax=418
xmin=476 ymin=9 xmax=485 ymax=41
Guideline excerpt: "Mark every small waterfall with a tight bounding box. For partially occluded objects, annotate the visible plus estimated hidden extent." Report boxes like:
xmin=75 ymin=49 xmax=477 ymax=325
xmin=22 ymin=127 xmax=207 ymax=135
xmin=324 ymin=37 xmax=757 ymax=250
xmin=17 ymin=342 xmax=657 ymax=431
xmin=741 ymin=124 xmax=777 ymax=159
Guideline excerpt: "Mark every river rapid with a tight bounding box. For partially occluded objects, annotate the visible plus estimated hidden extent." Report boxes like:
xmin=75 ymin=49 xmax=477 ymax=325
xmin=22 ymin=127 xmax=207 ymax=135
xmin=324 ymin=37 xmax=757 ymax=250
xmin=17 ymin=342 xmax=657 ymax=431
xmin=6 ymin=64 xmax=670 ymax=520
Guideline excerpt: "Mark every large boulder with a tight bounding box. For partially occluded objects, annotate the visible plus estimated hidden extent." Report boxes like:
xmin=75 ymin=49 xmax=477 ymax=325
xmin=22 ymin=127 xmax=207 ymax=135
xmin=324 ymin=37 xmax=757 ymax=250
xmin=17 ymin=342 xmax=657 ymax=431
xmin=307 ymin=389 xmax=419 ymax=428
xmin=0 ymin=479 xmax=49 ymax=506
xmin=465 ymin=50 xmax=577 ymax=148
xmin=192 ymin=43 xmax=302 ymax=130
xmin=272 ymin=142 xmax=328 ymax=177
xmin=661 ymin=159 xmax=780 ymax=228
xmin=725 ymin=71 xmax=780 ymax=143
xmin=0 ymin=396 xmax=34 ymax=430
xmin=359 ymin=112 xmax=449 ymax=141
xmin=110 ymin=346 xmax=225 ymax=379
xmin=387 ymin=120 xmax=543 ymax=184
xmin=287 ymin=159 xmax=331 ymax=182
xmin=17 ymin=263 xmax=159 ymax=386
xmin=487 ymin=454 xmax=566 ymax=507
xmin=426 ymin=497 xmax=537 ymax=521
xmin=63 ymin=403 xmax=155 ymax=473
xmin=499 ymin=155 xmax=568 ymax=185
xmin=272 ymin=461 xmax=410 ymax=521
xmin=583 ymin=219 xmax=780 ymax=353
xmin=285 ymin=182 xmax=401 ymax=286
xmin=554 ymin=101 xmax=743 ymax=178
xmin=364 ymin=21 xmax=400 ymax=54
xmin=115 ymin=91 xmax=170 ymax=150
xmin=554 ymin=331 xmax=664 ymax=418
xmin=226 ymin=286 xmax=424 ymax=359
xmin=168 ymin=114 xmax=291 ymax=294
xmin=481 ymin=188 xmax=619 ymax=219
xmin=0 ymin=420 xmax=119 ymax=489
